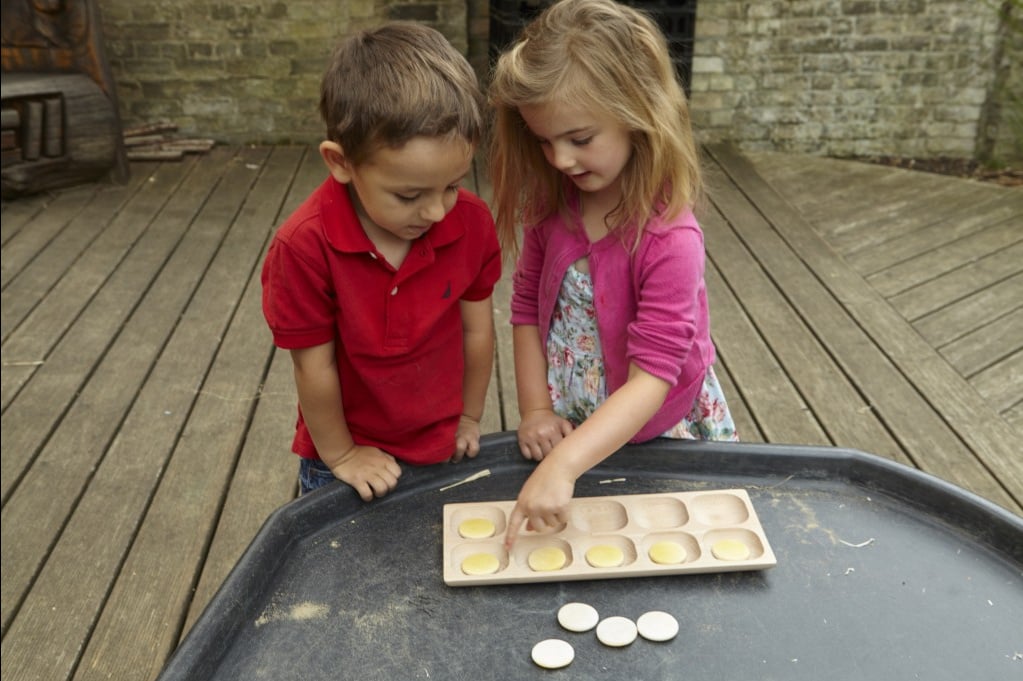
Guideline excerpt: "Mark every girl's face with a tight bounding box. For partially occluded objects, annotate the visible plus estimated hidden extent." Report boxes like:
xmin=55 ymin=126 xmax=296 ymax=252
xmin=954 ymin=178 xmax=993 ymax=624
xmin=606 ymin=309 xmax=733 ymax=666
xmin=519 ymin=100 xmax=632 ymax=205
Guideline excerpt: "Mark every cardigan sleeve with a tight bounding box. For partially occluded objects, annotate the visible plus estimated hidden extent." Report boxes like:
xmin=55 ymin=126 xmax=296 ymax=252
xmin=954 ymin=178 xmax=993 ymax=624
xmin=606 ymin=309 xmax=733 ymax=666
xmin=625 ymin=224 xmax=707 ymax=385
xmin=509 ymin=225 xmax=544 ymax=326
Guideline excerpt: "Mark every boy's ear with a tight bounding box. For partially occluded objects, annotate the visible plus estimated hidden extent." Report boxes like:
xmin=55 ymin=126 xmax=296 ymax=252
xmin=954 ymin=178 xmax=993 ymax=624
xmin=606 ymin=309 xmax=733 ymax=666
xmin=319 ymin=141 xmax=354 ymax=183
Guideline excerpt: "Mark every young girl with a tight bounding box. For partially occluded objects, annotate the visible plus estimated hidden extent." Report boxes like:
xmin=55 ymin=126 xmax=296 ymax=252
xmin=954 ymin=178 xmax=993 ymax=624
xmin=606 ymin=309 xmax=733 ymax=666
xmin=488 ymin=0 xmax=738 ymax=547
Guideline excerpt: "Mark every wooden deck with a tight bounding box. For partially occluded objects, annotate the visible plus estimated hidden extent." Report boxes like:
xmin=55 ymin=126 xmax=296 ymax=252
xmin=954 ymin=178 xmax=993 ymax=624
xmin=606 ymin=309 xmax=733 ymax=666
xmin=1 ymin=144 xmax=1020 ymax=680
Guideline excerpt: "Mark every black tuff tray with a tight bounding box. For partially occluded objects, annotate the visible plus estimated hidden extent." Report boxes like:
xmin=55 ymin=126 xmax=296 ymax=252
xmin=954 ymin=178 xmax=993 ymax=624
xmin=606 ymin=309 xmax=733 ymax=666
xmin=158 ymin=433 xmax=1023 ymax=681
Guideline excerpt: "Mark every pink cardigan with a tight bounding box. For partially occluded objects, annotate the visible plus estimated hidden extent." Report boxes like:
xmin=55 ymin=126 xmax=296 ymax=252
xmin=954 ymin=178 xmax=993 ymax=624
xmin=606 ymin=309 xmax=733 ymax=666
xmin=510 ymin=207 xmax=715 ymax=442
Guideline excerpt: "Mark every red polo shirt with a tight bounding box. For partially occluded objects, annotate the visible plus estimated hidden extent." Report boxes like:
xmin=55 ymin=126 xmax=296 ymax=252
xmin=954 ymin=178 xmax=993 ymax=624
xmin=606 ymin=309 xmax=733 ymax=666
xmin=261 ymin=177 xmax=501 ymax=464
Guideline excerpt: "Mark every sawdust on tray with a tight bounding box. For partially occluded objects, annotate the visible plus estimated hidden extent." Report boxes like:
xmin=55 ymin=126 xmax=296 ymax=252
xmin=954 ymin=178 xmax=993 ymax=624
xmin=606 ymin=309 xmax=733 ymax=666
xmin=254 ymin=601 xmax=329 ymax=627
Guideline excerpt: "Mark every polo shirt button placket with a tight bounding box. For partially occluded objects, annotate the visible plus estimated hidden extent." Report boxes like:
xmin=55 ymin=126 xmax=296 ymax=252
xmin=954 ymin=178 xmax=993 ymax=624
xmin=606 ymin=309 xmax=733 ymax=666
xmin=391 ymin=286 xmax=398 ymax=295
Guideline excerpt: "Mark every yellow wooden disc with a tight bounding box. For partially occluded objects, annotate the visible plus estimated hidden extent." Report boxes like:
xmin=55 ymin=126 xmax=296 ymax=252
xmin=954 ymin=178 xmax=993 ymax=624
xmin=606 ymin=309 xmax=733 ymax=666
xmin=461 ymin=552 xmax=500 ymax=575
xmin=711 ymin=539 xmax=751 ymax=561
xmin=527 ymin=546 xmax=567 ymax=572
xmin=458 ymin=517 xmax=496 ymax=539
xmin=648 ymin=540 xmax=687 ymax=565
xmin=585 ymin=544 xmax=624 ymax=568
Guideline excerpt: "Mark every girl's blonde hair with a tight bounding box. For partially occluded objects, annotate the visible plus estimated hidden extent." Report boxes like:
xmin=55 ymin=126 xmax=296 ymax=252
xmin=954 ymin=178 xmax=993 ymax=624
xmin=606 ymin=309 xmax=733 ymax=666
xmin=488 ymin=0 xmax=703 ymax=257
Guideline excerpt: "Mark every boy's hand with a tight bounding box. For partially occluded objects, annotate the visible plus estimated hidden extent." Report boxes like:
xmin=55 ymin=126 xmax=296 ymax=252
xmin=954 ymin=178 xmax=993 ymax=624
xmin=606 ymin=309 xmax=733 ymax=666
xmin=504 ymin=456 xmax=576 ymax=548
xmin=451 ymin=415 xmax=482 ymax=463
xmin=328 ymin=445 xmax=402 ymax=501
xmin=516 ymin=409 xmax=573 ymax=461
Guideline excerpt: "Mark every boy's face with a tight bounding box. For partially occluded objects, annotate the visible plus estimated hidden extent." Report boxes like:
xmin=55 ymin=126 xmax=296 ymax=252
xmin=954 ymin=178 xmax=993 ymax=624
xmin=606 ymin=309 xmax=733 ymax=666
xmin=342 ymin=136 xmax=473 ymax=247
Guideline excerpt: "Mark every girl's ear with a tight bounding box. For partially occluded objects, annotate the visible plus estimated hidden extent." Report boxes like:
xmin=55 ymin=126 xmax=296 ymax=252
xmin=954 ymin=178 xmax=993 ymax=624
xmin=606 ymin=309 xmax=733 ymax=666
xmin=319 ymin=141 xmax=354 ymax=183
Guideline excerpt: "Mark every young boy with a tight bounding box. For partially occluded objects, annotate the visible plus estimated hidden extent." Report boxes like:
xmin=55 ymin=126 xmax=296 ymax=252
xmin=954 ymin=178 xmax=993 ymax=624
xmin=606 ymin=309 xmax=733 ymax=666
xmin=261 ymin=23 xmax=501 ymax=501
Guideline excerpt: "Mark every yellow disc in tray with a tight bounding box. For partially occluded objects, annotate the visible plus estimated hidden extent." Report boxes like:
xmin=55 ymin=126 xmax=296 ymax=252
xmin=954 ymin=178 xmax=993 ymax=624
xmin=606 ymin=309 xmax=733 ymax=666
xmin=648 ymin=540 xmax=687 ymax=565
xmin=528 ymin=546 xmax=567 ymax=572
xmin=585 ymin=544 xmax=625 ymax=568
xmin=461 ymin=552 xmax=500 ymax=575
xmin=458 ymin=517 xmax=496 ymax=539
xmin=711 ymin=539 xmax=751 ymax=561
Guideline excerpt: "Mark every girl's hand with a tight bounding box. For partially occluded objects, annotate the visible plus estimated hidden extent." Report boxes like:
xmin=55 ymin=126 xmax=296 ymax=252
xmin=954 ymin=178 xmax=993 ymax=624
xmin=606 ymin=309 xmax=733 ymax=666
xmin=504 ymin=456 xmax=577 ymax=548
xmin=516 ymin=409 xmax=574 ymax=460
xmin=451 ymin=415 xmax=482 ymax=463
xmin=328 ymin=445 xmax=402 ymax=501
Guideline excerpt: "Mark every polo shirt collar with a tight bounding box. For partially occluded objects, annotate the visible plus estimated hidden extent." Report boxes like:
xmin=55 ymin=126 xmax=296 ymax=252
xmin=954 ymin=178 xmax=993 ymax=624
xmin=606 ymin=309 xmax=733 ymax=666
xmin=320 ymin=179 xmax=465 ymax=255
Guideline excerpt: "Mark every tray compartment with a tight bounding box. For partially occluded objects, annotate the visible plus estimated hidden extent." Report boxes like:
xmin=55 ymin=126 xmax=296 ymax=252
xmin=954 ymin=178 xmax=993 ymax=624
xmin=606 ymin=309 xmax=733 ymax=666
xmin=688 ymin=491 xmax=750 ymax=525
xmin=638 ymin=531 xmax=701 ymax=565
xmin=628 ymin=496 xmax=688 ymax=529
xmin=578 ymin=534 xmax=637 ymax=568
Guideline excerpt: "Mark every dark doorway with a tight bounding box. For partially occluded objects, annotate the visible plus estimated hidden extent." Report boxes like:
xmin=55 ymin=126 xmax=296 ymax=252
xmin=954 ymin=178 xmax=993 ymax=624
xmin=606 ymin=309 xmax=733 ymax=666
xmin=489 ymin=0 xmax=697 ymax=94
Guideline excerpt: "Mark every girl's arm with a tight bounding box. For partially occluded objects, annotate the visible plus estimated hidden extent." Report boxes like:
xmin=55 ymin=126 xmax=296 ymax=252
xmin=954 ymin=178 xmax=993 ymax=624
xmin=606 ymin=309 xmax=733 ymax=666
xmin=290 ymin=342 xmax=401 ymax=500
xmin=514 ymin=323 xmax=574 ymax=460
xmin=504 ymin=362 xmax=669 ymax=547
xmin=454 ymin=297 xmax=496 ymax=461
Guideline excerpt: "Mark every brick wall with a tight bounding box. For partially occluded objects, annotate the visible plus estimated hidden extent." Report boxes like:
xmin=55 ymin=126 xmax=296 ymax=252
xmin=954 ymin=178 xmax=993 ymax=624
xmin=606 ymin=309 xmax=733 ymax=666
xmin=690 ymin=0 xmax=1021 ymax=160
xmin=99 ymin=0 xmax=468 ymax=144
xmin=99 ymin=0 xmax=1020 ymax=162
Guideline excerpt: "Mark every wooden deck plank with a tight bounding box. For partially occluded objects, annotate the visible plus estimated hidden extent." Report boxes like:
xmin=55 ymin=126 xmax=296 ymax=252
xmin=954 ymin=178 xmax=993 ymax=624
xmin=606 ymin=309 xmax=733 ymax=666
xmin=182 ymin=345 xmax=299 ymax=635
xmin=709 ymin=143 xmax=1022 ymax=513
xmin=746 ymin=151 xmax=1018 ymax=264
xmin=701 ymin=191 xmax=908 ymax=461
xmin=708 ymin=353 xmax=764 ymax=443
xmin=702 ymin=255 xmax=829 ymax=447
xmin=2 ymin=184 xmax=99 ymax=288
xmin=969 ymin=349 xmax=1023 ymax=414
xmin=0 ymin=157 xmax=202 ymax=411
xmin=915 ymin=272 xmax=1023 ymax=347
xmin=845 ymin=193 xmax=1022 ymax=276
xmin=62 ymin=146 xmax=296 ymax=681
xmin=491 ymin=265 xmax=518 ymax=432
xmin=1004 ymin=401 xmax=1023 ymax=431
xmin=472 ymin=169 xmax=519 ymax=435
xmin=774 ymin=162 xmax=916 ymax=230
xmin=940 ymin=307 xmax=1023 ymax=377
xmin=889 ymin=240 xmax=1023 ymax=321
xmin=825 ymin=175 xmax=987 ymax=255
xmin=465 ymin=158 xmax=505 ymax=436
xmin=1 ymin=189 xmax=52 ymax=243
xmin=0 ymin=150 xmax=231 ymax=502
xmin=0 ymin=147 xmax=274 ymax=680
xmin=0 ymin=160 xmax=193 ymax=348
xmin=180 ymin=147 xmax=321 ymax=635
xmin=866 ymin=221 xmax=1022 ymax=298
xmin=798 ymin=169 xmax=945 ymax=242
xmin=810 ymin=171 xmax=977 ymax=244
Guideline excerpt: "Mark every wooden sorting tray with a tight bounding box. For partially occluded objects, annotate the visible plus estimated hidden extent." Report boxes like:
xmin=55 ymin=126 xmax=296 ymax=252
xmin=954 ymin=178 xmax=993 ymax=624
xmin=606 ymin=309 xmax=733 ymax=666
xmin=443 ymin=489 xmax=777 ymax=586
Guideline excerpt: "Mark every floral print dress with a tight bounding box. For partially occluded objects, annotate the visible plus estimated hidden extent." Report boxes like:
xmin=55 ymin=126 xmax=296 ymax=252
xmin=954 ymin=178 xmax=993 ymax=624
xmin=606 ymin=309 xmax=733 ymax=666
xmin=547 ymin=264 xmax=739 ymax=441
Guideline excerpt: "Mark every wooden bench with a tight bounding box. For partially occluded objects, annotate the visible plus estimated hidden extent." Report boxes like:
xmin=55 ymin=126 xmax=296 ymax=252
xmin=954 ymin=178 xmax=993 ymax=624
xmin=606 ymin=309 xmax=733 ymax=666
xmin=1 ymin=0 xmax=128 ymax=197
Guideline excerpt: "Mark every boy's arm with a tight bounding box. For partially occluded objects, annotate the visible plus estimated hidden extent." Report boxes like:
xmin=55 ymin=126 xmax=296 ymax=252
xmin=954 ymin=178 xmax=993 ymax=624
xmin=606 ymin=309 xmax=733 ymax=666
xmin=513 ymin=324 xmax=573 ymax=460
xmin=290 ymin=342 xmax=401 ymax=500
xmin=453 ymin=297 xmax=495 ymax=461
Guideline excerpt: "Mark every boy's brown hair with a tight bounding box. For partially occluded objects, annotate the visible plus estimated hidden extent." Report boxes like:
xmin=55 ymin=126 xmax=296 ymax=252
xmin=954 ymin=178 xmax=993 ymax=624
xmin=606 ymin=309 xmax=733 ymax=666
xmin=320 ymin=22 xmax=485 ymax=166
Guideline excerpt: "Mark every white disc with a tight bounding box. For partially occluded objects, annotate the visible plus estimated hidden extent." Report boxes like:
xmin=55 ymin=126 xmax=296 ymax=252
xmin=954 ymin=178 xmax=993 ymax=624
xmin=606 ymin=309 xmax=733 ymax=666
xmin=636 ymin=610 xmax=679 ymax=642
xmin=531 ymin=638 xmax=575 ymax=669
xmin=595 ymin=616 xmax=638 ymax=647
xmin=557 ymin=602 xmax=599 ymax=632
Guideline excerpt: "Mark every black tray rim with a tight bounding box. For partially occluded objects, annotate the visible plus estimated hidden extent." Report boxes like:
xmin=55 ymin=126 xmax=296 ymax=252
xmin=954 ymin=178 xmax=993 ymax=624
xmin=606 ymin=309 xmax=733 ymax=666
xmin=157 ymin=433 xmax=1023 ymax=680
